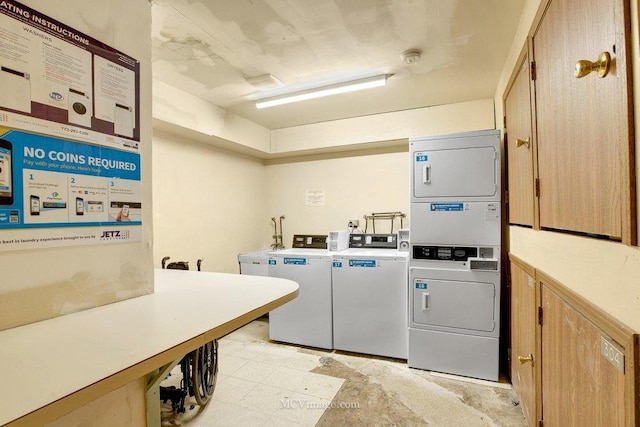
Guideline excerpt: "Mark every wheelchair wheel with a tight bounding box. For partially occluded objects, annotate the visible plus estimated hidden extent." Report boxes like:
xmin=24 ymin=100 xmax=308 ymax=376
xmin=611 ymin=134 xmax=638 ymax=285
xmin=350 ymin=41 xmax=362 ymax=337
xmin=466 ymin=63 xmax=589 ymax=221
xmin=192 ymin=339 xmax=218 ymax=406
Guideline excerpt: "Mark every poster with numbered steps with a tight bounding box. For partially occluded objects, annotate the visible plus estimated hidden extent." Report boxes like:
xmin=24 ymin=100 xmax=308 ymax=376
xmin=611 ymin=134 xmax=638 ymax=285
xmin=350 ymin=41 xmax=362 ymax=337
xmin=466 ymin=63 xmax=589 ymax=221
xmin=0 ymin=128 xmax=141 ymax=251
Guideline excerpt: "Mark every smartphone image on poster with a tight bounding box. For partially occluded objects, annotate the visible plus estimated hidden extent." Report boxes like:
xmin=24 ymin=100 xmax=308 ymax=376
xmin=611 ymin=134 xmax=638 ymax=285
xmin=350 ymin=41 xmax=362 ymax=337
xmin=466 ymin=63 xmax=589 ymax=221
xmin=0 ymin=139 xmax=13 ymax=206
xmin=76 ymin=197 xmax=84 ymax=215
xmin=30 ymin=195 xmax=40 ymax=215
xmin=121 ymin=204 xmax=130 ymax=218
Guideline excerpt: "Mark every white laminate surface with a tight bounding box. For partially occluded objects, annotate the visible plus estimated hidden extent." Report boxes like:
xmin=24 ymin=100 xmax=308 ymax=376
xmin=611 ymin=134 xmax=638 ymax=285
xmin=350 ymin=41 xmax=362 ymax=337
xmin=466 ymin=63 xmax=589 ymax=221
xmin=0 ymin=269 xmax=298 ymax=426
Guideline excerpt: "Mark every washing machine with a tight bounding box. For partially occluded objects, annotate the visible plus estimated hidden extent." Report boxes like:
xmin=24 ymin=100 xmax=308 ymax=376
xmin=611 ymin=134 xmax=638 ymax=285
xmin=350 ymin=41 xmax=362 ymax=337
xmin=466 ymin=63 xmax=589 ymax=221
xmin=268 ymin=231 xmax=349 ymax=349
xmin=68 ymin=87 xmax=92 ymax=128
xmin=331 ymin=233 xmax=408 ymax=359
xmin=238 ymin=249 xmax=272 ymax=277
xmin=0 ymin=65 xmax=31 ymax=114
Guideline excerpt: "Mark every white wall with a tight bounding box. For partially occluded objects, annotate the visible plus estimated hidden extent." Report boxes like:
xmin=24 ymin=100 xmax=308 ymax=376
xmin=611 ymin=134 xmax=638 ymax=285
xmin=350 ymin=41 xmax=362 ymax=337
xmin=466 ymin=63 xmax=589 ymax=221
xmin=152 ymin=129 xmax=270 ymax=273
xmin=152 ymin=99 xmax=496 ymax=265
xmin=0 ymin=0 xmax=154 ymax=331
xmin=271 ymin=99 xmax=495 ymax=154
xmin=263 ymin=99 xmax=496 ymax=244
xmin=265 ymin=148 xmax=410 ymax=244
xmin=494 ymin=0 xmax=640 ymax=331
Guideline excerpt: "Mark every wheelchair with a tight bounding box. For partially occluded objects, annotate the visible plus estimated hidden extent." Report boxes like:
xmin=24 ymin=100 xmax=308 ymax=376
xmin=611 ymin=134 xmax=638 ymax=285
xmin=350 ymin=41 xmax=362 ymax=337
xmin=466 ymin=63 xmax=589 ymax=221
xmin=159 ymin=257 xmax=219 ymax=412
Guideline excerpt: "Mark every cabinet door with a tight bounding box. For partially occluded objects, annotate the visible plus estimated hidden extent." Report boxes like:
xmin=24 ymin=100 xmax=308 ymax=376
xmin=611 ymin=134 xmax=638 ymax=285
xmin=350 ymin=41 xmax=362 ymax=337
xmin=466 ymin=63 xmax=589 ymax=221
xmin=510 ymin=260 xmax=536 ymax=426
xmin=532 ymin=0 xmax=634 ymax=242
xmin=541 ymin=285 xmax=625 ymax=425
xmin=505 ymin=47 xmax=535 ymax=227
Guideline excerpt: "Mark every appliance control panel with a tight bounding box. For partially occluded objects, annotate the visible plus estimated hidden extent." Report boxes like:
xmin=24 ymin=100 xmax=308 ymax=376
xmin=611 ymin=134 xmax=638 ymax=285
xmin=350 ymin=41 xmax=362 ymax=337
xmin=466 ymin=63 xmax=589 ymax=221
xmin=412 ymin=245 xmax=499 ymax=270
xmin=350 ymin=233 xmax=397 ymax=248
xmin=291 ymin=234 xmax=327 ymax=249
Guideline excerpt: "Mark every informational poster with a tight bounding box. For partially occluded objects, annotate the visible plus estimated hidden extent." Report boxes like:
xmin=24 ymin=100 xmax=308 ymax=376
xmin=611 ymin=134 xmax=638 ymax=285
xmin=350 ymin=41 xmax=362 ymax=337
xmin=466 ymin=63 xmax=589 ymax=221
xmin=305 ymin=189 xmax=325 ymax=206
xmin=0 ymin=128 xmax=141 ymax=250
xmin=0 ymin=0 xmax=140 ymax=151
xmin=0 ymin=1 xmax=143 ymax=250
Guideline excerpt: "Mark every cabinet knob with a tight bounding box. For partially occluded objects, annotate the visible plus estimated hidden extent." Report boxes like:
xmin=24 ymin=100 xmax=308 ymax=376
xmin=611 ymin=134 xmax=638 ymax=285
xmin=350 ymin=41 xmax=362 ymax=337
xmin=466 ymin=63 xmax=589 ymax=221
xmin=515 ymin=137 xmax=530 ymax=149
xmin=518 ymin=354 xmax=534 ymax=366
xmin=575 ymin=52 xmax=611 ymax=78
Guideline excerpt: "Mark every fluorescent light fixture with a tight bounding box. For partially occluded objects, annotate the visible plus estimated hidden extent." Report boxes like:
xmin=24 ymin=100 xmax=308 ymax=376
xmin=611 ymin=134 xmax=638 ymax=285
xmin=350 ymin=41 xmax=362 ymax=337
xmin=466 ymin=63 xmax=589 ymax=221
xmin=256 ymin=74 xmax=389 ymax=109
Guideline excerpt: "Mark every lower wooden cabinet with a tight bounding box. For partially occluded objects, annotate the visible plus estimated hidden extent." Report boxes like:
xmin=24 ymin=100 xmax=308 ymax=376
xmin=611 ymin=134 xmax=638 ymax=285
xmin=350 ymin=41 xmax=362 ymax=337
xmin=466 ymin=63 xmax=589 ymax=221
xmin=509 ymin=255 xmax=638 ymax=426
xmin=541 ymin=284 xmax=626 ymax=425
xmin=509 ymin=257 xmax=537 ymax=426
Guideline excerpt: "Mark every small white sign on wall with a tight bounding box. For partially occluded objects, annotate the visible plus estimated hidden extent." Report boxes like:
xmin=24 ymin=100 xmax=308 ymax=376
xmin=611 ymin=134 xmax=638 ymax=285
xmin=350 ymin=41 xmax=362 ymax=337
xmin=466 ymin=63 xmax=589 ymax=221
xmin=305 ymin=189 xmax=325 ymax=206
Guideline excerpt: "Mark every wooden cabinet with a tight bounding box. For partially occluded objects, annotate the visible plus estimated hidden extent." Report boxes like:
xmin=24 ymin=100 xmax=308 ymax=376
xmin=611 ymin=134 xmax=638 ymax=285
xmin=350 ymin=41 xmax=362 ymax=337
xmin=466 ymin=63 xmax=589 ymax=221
xmin=504 ymin=0 xmax=636 ymax=244
xmin=540 ymin=284 xmax=626 ymax=425
xmin=504 ymin=45 xmax=536 ymax=228
xmin=509 ymin=257 xmax=537 ymax=426
xmin=508 ymin=255 xmax=638 ymax=426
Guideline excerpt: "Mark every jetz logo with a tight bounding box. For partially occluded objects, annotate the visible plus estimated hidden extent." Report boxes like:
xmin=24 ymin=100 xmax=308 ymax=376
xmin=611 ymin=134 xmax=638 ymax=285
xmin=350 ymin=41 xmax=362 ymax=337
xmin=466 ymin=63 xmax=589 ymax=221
xmin=100 ymin=230 xmax=130 ymax=240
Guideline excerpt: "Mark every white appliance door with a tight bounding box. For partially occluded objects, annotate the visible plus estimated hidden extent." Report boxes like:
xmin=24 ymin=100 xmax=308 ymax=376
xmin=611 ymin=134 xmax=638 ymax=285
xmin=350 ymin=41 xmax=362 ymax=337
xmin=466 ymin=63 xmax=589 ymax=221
xmin=268 ymin=255 xmax=332 ymax=349
xmin=413 ymin=146 xmax=497 ymax=199
xmin=411 ymin=277 xmax=496 ymax=333
xmin=332 ymin=257 xmax=408 ymax=358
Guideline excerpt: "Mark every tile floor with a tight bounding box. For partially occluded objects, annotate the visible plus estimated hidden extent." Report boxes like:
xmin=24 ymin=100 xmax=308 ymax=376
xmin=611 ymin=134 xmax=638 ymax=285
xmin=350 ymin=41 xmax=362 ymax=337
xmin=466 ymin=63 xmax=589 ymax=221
xmin=161 ymin=318 xmax=527 ymax=426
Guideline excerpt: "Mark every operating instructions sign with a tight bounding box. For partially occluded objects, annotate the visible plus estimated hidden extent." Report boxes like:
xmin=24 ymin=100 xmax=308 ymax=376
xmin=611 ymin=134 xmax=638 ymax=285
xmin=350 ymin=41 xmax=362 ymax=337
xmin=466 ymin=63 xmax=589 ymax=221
xmin=0 ymin=0 xmax=140 ymax=151
xmin=0 ymin=128 xmax=142 ymax=251
xmin=0 ymin=1 xmax=142 ymax=250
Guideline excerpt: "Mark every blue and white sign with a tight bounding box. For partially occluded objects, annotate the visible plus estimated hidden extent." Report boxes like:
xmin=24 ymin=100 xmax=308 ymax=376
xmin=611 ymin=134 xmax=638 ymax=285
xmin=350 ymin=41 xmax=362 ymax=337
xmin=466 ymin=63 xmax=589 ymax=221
xmin=349 ymin=259 xmax=377 ymax=268
xmin=284 ymin=257 xmax=307 ymax=265
xmin=430 ymin=203 xmax=464 ymax=212
xmin=332 ymin=261 xmax=342 ymax=268
xmin=0 ymin=129 xmax=142 ymax=251
xmin=268 ymin=259 xmax=276 ymax=265
xmin=415 ymin=282 xmax=428 ymax=289
xmin=415 ymin=154 xmax=428 ymax=162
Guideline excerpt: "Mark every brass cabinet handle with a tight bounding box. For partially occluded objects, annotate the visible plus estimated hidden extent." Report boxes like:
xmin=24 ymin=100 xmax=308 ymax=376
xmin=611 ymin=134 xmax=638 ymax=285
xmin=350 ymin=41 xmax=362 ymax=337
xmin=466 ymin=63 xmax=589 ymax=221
xmin=515 ymin=137 xmax=530 ymax=149
xmin=518 ymin=354 xmax=534 ymax=366
xmin=575 ymin=52 xmax=611 ymax=78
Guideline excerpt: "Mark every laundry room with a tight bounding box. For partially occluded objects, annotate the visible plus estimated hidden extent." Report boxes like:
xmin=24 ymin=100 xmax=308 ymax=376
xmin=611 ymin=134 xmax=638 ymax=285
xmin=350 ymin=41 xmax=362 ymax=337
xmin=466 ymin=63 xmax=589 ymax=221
xmin=1 ymin=0 xmax=639 ymax=427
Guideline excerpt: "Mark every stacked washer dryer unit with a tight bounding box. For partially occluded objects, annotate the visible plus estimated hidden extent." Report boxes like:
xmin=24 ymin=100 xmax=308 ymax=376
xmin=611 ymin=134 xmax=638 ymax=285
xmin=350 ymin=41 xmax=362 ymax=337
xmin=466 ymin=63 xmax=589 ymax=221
xmin=408 ymin=129 xmax=502 ymax=381
xmin=268 ymin=230 xmax=349 ymax=349
xmin=331 ymin=233 xmax=409 ymax=359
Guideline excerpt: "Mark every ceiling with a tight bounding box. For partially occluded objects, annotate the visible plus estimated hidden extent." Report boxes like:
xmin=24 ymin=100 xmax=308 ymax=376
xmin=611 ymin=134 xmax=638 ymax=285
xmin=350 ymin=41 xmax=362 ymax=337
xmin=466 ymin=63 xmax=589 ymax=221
xmin=151 ymin=0 xmax=526 ymax=130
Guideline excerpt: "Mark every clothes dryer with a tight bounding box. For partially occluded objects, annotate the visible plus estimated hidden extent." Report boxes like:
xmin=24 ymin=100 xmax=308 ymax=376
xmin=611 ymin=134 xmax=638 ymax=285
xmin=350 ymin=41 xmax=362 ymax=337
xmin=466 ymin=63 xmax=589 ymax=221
xmin=331 ymin=233 xmax=408 ymax=359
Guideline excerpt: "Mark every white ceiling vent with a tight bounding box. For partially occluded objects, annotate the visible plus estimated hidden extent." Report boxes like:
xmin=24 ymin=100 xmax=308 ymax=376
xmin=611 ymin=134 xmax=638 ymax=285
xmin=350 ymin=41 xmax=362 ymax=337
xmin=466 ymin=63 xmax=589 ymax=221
xmin=245 ymin=74 xmax=283 ymax=89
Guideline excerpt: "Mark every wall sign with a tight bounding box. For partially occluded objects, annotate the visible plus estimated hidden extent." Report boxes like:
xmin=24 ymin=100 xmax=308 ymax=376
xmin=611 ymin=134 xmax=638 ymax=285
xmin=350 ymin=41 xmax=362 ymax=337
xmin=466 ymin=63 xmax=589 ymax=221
xmin=0 ymin=0 xmax=140 ymax=151
xmin=0 ymin=1 xmax=143 ymax=250
xmin=305 ymin=189 xmax=325 ymax=206
xmin=0 ymin=128 xmax=141 ymax=250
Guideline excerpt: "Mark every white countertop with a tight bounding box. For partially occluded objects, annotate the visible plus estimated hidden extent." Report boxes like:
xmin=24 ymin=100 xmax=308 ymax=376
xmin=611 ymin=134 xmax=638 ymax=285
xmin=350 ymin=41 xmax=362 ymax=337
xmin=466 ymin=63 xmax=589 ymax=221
xmin=0 ymin=269 xmax=298 ymax=426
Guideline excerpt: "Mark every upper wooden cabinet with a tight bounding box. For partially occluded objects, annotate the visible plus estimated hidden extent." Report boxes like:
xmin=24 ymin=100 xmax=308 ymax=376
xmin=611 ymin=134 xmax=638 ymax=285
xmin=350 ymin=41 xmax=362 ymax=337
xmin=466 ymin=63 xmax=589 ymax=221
xmin=504 ymin=45 xmax=536 ymax=228
xmin=504 ymin=0 xmax=636 ymax=244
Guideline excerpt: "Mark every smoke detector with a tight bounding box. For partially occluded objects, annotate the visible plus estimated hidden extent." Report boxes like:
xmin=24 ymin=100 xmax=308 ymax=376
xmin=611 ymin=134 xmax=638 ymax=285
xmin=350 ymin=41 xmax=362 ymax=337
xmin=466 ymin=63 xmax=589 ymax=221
xmin=401 ymin=49 xmax=422 ymax=65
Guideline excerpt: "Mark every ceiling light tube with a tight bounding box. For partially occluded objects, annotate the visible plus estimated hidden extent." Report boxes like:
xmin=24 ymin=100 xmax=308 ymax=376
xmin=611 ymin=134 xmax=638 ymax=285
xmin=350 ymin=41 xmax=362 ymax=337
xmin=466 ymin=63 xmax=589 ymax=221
xmin=256 ymin=74 xmax=389 ymax=109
